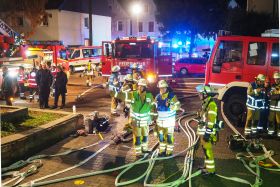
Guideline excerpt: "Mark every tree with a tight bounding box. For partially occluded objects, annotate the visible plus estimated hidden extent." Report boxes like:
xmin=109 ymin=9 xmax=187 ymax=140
xmin=0 ymin=0 xmax=49 ymax=38
xmin=227 ymin=8 xmax=278 ymax=36
xmin=153 ymin=0 xmax=229 ymax=56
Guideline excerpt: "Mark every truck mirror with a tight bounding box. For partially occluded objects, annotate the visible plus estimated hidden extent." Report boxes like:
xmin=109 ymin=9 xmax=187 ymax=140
xmin=212 ymin=65 xmax=221 ymax=73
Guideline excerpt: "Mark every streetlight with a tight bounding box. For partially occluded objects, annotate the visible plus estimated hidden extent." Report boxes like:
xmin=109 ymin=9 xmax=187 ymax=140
xmin=130 ymin=2 xmax=143 ymax=36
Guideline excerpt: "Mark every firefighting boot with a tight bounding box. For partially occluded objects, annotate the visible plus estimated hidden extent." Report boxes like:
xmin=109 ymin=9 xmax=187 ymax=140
xmin=166 ymin=134 xmax=174 ymax=156
xmin=141 ymin=136 xmax=148 ymax=153
xmin=267 ymin=121 xmax=275 ymax=136
xmin=86 ymin=79 xmax=90 ymax=87
xmin=135 ymin=137 xmax=143 ymax=157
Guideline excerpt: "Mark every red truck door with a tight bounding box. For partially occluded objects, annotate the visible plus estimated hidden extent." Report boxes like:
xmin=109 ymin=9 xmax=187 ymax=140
xmin=101 ymin=41 xmax=112 ymax=76
xmin=157 ymin=41 xmax=172 ymax=78
xmin=208 ymin=39 xmax=244 ymax=86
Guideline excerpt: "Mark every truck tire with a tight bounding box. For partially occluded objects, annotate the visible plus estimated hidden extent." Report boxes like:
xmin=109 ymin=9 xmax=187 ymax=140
xmin=223 ymin=94 xmax=247 ymax=127
xmin=180 ymin=68 xmax=188 ymax=77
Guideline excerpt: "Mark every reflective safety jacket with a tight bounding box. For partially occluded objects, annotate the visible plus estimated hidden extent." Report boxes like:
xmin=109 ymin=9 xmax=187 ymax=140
xmin=246 ymin=82 xmax=266 ymax=110
xmin=17 ymin=71 xmax=27 ymax=84
xmin=155 ymin=92 xmax=180 ymax=128
xmin=197 ymin=97 xmax=218 ymax=136
xmin=125 ymin=91 xmax=155 ymax=127
xmin=108 ymin=73 xmax=120 ymax=97
xmin=270 ymin=83 xmax=280 ymax=111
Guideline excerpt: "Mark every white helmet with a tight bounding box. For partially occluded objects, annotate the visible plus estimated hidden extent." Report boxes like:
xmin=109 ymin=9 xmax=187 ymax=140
xmin=131 ymin=63 xmax=138 ymax=69
xmin=256 ymin=74 xmax=266 ymax=81
xmin=112 ymin=65 xmax=120 ymax=73
xmin=124 ymin=74 xmax=133 ymax=81
xmin=138 ymin=78 xmax=147 ymax=87
xmin=273 ymin=72 xmax=280 ymax=79
xmin=157 ymin=80 xmax=168 ymax=88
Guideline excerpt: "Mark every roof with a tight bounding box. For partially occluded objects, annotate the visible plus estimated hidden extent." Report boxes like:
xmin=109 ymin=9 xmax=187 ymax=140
xmin=46 ymin=0 xmax=111 ymax=17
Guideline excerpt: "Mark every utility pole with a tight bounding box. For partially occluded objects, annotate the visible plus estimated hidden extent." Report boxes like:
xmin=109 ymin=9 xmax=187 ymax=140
xmin=89 ymin=0 xmax=93 ymax=46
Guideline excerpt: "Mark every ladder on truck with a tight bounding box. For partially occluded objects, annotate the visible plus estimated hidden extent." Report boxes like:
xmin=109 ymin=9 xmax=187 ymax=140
xmin=0 ymin=18 xmax=18 ymax=38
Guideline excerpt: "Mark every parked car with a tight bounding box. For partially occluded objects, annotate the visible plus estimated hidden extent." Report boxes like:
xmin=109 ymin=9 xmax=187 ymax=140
xmin=174 ymin=57 xmax=207 ymax=76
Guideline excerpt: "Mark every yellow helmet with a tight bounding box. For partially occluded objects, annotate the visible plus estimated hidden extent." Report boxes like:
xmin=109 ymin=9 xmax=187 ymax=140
xmin=273 ymin=72 xmax=280 ymax=79
xmin=256 ymin=74 xmax=266 ymax=81
xmin=131 ymin=63 xmax=138 ymax=69
xmin=112 ymin=65 xmax=120 ymax=73
xmin=138 ymin=78 xmax=147 ymax=87
xmin=124 ymin=74 xmax=133 ymax=81
xmin=157 ymin=80 xmax=168 ymax=88
xmin=196 ymin=85 xmax=214 ymax=95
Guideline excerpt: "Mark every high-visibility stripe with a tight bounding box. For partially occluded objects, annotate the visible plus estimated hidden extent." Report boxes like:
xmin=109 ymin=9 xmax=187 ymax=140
xmin=253 ymin=89 xmax=258 ymax=95
xmin=205 ymin=160 xmax=215 ymax=164
xmin=206 ymin=165 xmax=215 ymax=169
xmin=257 ymin=127 xmax=263 ymax=129
xmin=208 ymin=111 xmax=217 ymax=116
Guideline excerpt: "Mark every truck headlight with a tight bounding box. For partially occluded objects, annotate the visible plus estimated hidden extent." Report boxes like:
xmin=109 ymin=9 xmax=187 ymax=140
xmin=147 ymin=74 xmax=156 ymax=83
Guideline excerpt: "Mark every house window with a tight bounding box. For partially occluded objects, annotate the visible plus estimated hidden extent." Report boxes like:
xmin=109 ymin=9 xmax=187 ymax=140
xmin=148 ymin=21 xmax=154 ymax=32
xmin=84 ymin=17 xmax=89 ymax=28
xmin=40 ymin=15 xmax=48 ymax=26
xmin=117 ymin=21 xmax=123 ymax=31
xmin=138 ymin=22 xmax=143 ymax=32
xmin=144 ymin=4 xmax=149 ymax=13
xmin=17 ymin=17 xmax=23 ymax=26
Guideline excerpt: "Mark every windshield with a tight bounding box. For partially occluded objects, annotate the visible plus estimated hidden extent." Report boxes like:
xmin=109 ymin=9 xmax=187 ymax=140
xmin=114 ymin=42 xmax=153 ymax=58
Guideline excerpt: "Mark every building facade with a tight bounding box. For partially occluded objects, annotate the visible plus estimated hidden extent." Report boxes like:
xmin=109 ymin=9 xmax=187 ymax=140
xmin=109 ymin=0 xmax=161 ymax=39
xmin=0 ymin=0 xmax=112 ymax=46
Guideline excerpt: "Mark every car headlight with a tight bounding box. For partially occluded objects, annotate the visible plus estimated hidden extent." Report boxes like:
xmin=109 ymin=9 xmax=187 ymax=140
xmin=147 ymin=74 xmax=156 ymax=83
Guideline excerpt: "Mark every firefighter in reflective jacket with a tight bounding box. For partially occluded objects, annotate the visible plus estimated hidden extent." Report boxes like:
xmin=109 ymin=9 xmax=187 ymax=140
xmin=109 ymin=65 xmax=121 ymax=116
xmin=125 ymin=79 xmax=155 ymax=156
xmin=86 ymin=61 xmax=94 ymax=87
xmin=155 ymin=80 xmax=180 ymax=156
xmin=131 ymin=63 xmax=142 ymax=82
xmin=196 ymin=85 xmax=219 ymax=174
xmin=18 ymin=66 xmax=27 ymax=99
xmin=268 ymin=72 xmax=280 ymax=137
xmin=245 ymin=74 xmax=266 ymax=136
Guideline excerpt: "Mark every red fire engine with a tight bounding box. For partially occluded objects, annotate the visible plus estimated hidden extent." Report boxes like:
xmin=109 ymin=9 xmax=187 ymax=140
xmin=205 ymin=32 xmax=279 ymax=126
xmin=101 ymin=36 xmax=173 ymax=86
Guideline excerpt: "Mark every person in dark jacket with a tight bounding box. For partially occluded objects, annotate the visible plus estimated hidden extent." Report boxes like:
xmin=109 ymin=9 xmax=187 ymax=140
xmin=52 ymin=66 xmax=68 ymax=109
xmin=36 ymin=63 xmax=53 ymax=109
xmin=1 ymin=66 xmax=14 ymax=105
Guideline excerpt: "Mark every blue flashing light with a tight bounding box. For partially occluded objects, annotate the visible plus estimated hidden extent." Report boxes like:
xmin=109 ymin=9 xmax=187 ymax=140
xmin=272 ymin=53 xmax=279 ymax=57
xmin=178 ymin=41 xmax=183 ymax=46
xmin=158 ymin=42 xmax=163 ymax=48
xmin=186 ymin=41 xmax=191 ymax=45
xmin=172 ymin=44 xmax=178 ymax=48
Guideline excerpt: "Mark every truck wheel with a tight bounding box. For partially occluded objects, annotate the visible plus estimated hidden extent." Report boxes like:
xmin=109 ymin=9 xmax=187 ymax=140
xmin=180 ymin=68 xmax=188 ymax=77
xmin=223 ymin=94 xmax=246 ymax=127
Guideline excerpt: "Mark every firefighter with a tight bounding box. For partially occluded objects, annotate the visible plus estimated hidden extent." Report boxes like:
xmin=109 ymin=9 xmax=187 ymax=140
xmin=196 ymin=85 xmax=219 ymax=174
xmin=245 ymin=74 xmax=266 ymax=136
xmin=1 ymin=67 xmax=14 ymax=105
xmin=131 ymin=63 xmax=142 ymax=82
xmin=85 ymin=61 xmax=94 ymax=87
xmin=268 ymin=72 xmax=280 ymax=137
xmin=125 ymin=79 xmax=154 ymax=156
xmin=52 ymin=66 xmax=68 ymax=109
xmin=155 ymin=80 xmax=180 ymax=156
xmin=36 ymin=63 xmax=53 ymax=109
xmin=109 ymin=65 xmax=121 ymax=116
xmin=18 ymin=66 xmax=27 ymax=99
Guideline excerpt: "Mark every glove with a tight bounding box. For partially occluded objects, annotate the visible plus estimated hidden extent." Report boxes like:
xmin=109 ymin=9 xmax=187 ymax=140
xmin=123 ymin=106 xmax=130 ymax=118
xmin=203 ymin=127 xmax=213 ymax=142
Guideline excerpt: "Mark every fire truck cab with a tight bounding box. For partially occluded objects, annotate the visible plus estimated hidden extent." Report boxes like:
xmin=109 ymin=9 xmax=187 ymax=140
xmin=101 ymin=36 xmax=172 ymax=86
xmin=68 ymin=46 xmax=102 ymax=73
xmin=205 ymin=34 xmax=279 ymax=127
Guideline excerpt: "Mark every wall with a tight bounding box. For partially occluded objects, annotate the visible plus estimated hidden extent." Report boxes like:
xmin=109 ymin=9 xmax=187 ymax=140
xmin=58 ymin=10 xmax=111 ymax=46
